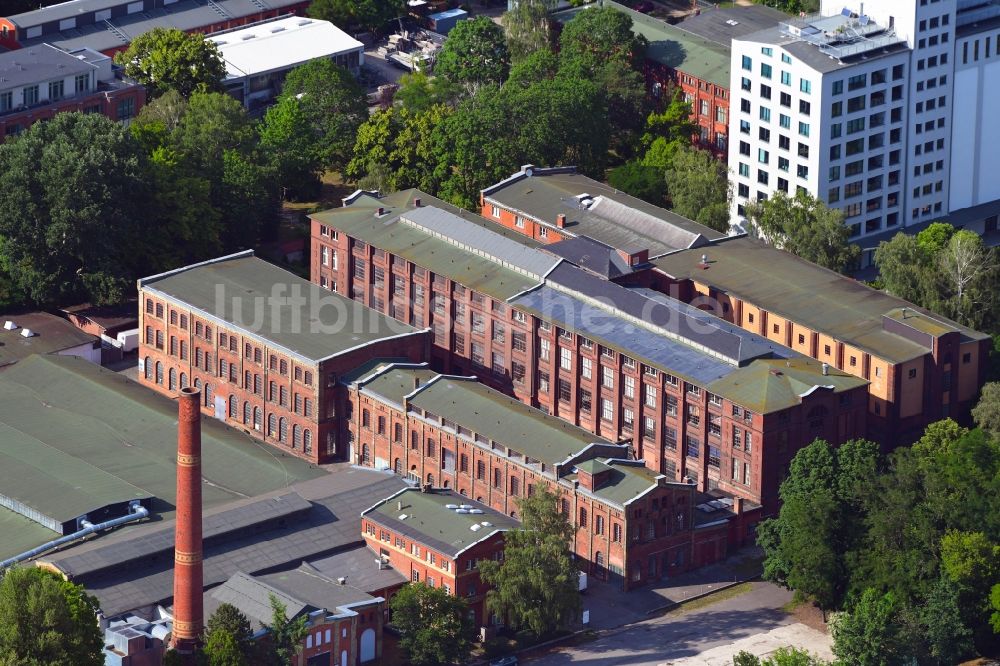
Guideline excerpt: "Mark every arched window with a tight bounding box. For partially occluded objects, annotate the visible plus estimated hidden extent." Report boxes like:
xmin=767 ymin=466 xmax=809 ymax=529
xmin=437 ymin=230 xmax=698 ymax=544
xmin=292 ymin=424 xmax=301 ymax=448
xmin=243 ymin=401 xmax=251 ymax=424
xmin=229 ymin=395 xmax=237 ymax=418
xmin=579 ymin=507 xmax=588 ymax=528
xmin=253 ymin=407 xmax=262 ymax=431
xmin=362 ymin=444 xmax=371 ymax=464
xmin=143 ymin=356 xmax=152 ymax=380
xmin=155 ymin=361 xmax=163 ymax=385
xmin=443 ymin=479 xmax=450 ymax=488
xmin=595 ymin=551 xmax=605 ymax=578
xmin=268 ymin=413 xmax=277 ymax=437
xmin=393 ymin=458 xmax=401 ymax=474
xmin=279 ymin=417 xmax=288 ymax=442
xmin=204 ymin=383 xmax=213 ymax=407
xmin=180 ymin=372 xmax=188 ymax=389
xmin=426 ymin=473 xmax=434 ymax=486
xmin=169 ymin=367 xmax=177 ymax=390
xmin=303 ymin=429 xmax=312 ymax=453
xmin=194 ymin=378 xmax=202 ymax=393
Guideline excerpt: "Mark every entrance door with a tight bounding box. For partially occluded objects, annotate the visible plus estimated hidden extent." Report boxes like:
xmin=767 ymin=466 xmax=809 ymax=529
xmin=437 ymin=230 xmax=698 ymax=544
xmin=360 ymin=628 xmax=376 ymax=662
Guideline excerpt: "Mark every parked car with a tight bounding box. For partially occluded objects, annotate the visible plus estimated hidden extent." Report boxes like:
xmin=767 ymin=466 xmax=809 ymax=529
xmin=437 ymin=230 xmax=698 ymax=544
xmin=490 ymin=657 xmax=518 ymax=666
xmin=632 ymin=0 xmax=654 ymax=12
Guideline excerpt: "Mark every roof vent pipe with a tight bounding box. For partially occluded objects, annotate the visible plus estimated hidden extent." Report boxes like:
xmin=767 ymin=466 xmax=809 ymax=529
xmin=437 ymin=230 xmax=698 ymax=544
xmin=3 ymin=321 xmax=16 ymax=331
xmin=19 ymin=328 xmax=34 ymax=338
xmin=822 ymin=362 xmax=829 ymax=376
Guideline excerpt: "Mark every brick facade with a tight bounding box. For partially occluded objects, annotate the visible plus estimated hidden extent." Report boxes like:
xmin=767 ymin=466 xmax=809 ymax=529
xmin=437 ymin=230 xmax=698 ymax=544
xmin=137 ymin=289 xmax=430 ymax=465
xmin=0 ymin=83 xmax=145 ymax=139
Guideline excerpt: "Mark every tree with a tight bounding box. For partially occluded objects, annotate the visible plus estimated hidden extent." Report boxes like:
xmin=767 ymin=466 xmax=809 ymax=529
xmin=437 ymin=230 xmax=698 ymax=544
xmin=973 ymin=382 xmax=1000 ymax=438
xmin=308 ymin=0 xmax=404 ymax=34
xmin=261 ymin=595 xmax=307 ymax=666
xmin=0 ymin=112 xmax=147 ymax=306
xmin=665 ymin=145 xmax=731 ymax=232
xmin=434 ymin=17 xmax=511 ymax=94
xmin=640 ymin=92 xmax=697 ymax=168
xmin=204 ymin=603 xmax=253 ymax=666
xmin=831 ymin=589 xmax=908 ymax=666
xmin=758 ymin=439 xmax=879 ymax=612
xmin=477 ymin=488 xmax=581 ymax=637
xmin=0 ymin=567 xmax=103 ymax=666
xmin=608 ymin=161 xmax=666 ymax=205
xmin=389 ymin=583 xmax=474 ymax=666
xmin=507 ymin=49 xmax=560 ymax=88
xmin=939 ymin=230 xmax=996 ymax=326
xmin=114 ymin=28 xmax=225 ymax=98
xmin=745 ymin=190 xmax=860 ymax=274
xmin=873 ymin=232 xmax=933 ymax=305
xmin=394 ymin=71 xmax=457 ymax=112
xmin=732 ymin=647 xmax=829 ymax=665
xmin=558 ymin=6 xmax=646 ymax=154
xmin=502 ymin=0 xmax=554 ymax=62
xmin=258 ymin=96 xmax=322 ymax=200
xmin=280 ymin=59 xmax=368 ymax=172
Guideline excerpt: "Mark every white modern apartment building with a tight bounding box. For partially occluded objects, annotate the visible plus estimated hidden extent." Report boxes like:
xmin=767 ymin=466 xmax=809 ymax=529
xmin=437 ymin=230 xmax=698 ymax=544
xmin=729 ymin=0 xmax=1000 ymax=256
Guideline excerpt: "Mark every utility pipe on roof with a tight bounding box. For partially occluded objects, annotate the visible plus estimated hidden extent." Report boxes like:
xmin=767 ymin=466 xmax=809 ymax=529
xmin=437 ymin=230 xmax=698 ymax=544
xmin=0 ymin=501 xmax=149 ymax=570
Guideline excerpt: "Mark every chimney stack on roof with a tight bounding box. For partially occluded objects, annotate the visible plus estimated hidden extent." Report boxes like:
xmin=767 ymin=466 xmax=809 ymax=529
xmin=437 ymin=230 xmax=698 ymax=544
xmin=556 ymin=213 xmax=566 ymax=229
xmin=171 ymin=387 xmax=204 ymax=656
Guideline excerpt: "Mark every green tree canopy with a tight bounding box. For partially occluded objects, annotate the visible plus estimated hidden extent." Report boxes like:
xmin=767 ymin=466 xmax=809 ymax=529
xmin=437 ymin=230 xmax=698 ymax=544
xmin=0 ymin=112 xmax=148 ymax=306
xmin=258 ymin=96 xmax=322 ymax=200
xmin=308 ymin=0 xmax=404 ymax=34
xmin=0 ymin=566 xmax=103 ymax=666
xmin=279 ymin=59 xmax=368 ymax=173
xmin=394 ymin=71 xmax=457 ymax=112
xmin=388 ymin=582 xmax=474 ymax=666
xmin=746 ymin=190 xmax=860 ymax=274
xmin=733 ymin=647 xmax=829 ymax=665
xmin=501 ymin=0 xmax=554 ymax=62
xmin=261 ymin=594 xmax=307 ymax=666
xmin=664 ymin=144 xmax=730 ymax=232
xmin=640 ymin=92 xmax=696 ymax=168
xmin=204 ymin=602 xmax=253 ymax=666
xmin=831 ymin=588 xmax=906 ymax=666
xmin=477 ymin=488 xmax=581 ymax=637
xmin=608 ymin=160 xmax=667 ymax=206
xmin=972 ymin=382 xmax=1000 ymax=438
xmin=434 ymin=17 xmax=511 ymax=94
xmin=114 ymin=28 xmax=225 ymax=98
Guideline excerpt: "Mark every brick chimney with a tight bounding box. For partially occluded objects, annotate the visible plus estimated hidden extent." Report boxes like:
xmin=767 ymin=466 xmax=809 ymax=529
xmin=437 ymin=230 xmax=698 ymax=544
xmin=171 ymin=387 xmax=204 ymax=655
xmin=556 ymin=213 xmax=567 ymax=228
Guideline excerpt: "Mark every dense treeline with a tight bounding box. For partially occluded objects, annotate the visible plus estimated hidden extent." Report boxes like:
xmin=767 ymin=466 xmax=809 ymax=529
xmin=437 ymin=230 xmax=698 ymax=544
xmin=759 ymin=388 xmax=1000 ymax=664
xmin=0 ymin=31 xmax=367 ymax=310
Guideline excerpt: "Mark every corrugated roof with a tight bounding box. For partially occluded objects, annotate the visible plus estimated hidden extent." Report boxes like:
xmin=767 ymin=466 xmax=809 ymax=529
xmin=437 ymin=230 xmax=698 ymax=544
xmin=0 ymin=311 xmax=97 ymax=368
xmin=481 ymin=167 xmax=723 ymax=256
xmin=140 ymin=253 xmax=422 ymax=363
xmin=311 ymin=190 xmax=544 ymax=302
xmin=706 ymin=358 xmax=868 ymax=413
xmin=653 ymin=237 xmax=987 ymax=363
xmin=0 ymin=354 xmax=324 ymax=562
xmin=364 ymin=488 xmax=520 ymax=557
xmin=402 ymin=373 xmax=610 ymax=466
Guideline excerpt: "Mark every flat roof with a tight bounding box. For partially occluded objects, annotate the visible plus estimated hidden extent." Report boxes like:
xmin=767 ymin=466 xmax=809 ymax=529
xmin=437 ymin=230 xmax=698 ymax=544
xmin=706 ymin=357 xmax=867 ymax=414
xmin=312 ymin=190 xmax=546 ymax=302
xmin=380 ymin=369 xmax=610 ymax=466
xmin=15 ymin=0 xmax=305 ymax=53
xmin=0 ymin=43 xmax=94 ymax=91
xmin=352 ymin=363 xmax=438 ymax=407
xmin=60 ymin=301 xmax=138 ymax=333
xmin=552 ymin=1 xmax=733 ymax=87
xmin=0 ymin=354 xmax=324 ymax=563
xmin=653 ymin=237 xmax=987 ymax=362
xmin=736 ymin=23 xmax=909 ymax=74
xmin=364 ymin=488 xmax=521 ymax=557
xmin=306 ymin=544 xmax=408 ymax=594
xmin=0 ymin=311 xmax=97 ymax=368
xmin=481 ymin=166 xmax=725 ymax=257
xmin=139 ymin=252 xmax=422 ymax=364
xmin=209 ymin=17 xmax=363 ymax=80
xmin=676 ymin=5 xmax=787 ymax=48
xmin=564 ymin=459 xmax=662 ymax=508
xmin=44 ymin=469 xmax=406 ymax=616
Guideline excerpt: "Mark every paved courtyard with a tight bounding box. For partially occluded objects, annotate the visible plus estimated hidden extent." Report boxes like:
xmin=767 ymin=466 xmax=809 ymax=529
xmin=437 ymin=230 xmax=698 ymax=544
xmin=526 ymin=582 xmax=833 ymax=666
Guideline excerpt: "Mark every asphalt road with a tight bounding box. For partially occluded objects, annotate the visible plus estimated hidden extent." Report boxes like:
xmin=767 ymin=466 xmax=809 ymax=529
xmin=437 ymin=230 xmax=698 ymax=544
xmin=525 ymin=582 xmax=807 ymax=666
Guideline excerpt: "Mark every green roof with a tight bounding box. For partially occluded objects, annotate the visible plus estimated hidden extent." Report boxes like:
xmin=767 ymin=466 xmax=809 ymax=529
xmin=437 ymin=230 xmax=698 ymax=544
xmin=654 ymin=237 xmax=988 ymax=363
xmin=706 ymin=358 xmax=867 ymax=414
xmin=312 ymin=190 xmax=543 ymax=302
xmin=353 ymin=363 xmax=438 ymax=407
xmin=0 ymin=355 xmax=324 ymax=561
xmin=372 ymin=368 xmax=610 ymax=466
xmin=566 ymin=460 xmax=662 ymax=508
xmin=0 ymin=312 xmax=97 ymax=368
xmin=140 ymin=253 xmax=421 ymax=363
xmin=552 ymin=1 xmax=733 ymax=87
xmin=365 ymin=488 xmax=520 ymax=557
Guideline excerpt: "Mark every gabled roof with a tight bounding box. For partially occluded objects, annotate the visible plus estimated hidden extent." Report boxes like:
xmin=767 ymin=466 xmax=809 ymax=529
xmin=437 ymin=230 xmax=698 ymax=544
xmin=139 ymin=252 xmax=423 ymax=364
